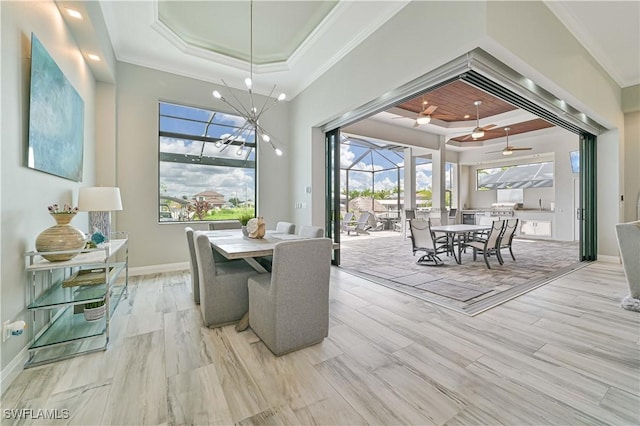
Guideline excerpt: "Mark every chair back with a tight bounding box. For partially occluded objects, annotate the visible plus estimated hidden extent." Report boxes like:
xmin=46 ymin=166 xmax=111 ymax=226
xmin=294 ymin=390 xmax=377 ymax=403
xmin=298 ymin=225 xmax=324 ymax=238
xmin=343 ymin=212 xmax=354 ymax=224
xmin=429 ymin=217 xmax=442 ymax=226
xmin=405 ymin=209 xmax=416 ymax=220
xmin=448 ymin=208 xmax=457 ymax=218
xmin=487 ymin=220 xmax=506 ymax=247
xmin=501 ymin=218 xmax=519 ymax=246
xmin=193 ymin=231 xmax=217 ymax=280
xmin=209 ymin=220 xmax=242 ymax=230
xmin=270 ymin=239 xmax=332 ymax=303
xmin=356 ymin=211 xmax=370 ymax=225
xmin=275 ymin=221 xmax=296 ymax=234
xmin=366 ymin=211 xmax=379 ymax=228
xmin=184 ymin=227 xmax=200 ymax=303
xmin=409 ymin=219 xmax=435 ymax=250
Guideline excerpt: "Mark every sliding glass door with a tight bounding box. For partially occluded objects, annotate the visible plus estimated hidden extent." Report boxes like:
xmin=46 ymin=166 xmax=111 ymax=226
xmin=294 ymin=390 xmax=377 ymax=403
xmin=580 ymin=133 xmax=597 ymax=260
xmin=325 ymin=128 xmax=341 ymax=265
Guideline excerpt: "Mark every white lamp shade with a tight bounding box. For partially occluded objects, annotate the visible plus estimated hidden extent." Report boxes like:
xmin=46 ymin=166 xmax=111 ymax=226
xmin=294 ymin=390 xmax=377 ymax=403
xmin=78 ymin=187 xmax=123 ymax=211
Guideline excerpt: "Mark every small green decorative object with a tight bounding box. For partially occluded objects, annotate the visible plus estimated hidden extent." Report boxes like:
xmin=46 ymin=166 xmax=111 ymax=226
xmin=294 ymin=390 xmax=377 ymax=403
xmin=91 ymin=231 xmax=106 ymax=245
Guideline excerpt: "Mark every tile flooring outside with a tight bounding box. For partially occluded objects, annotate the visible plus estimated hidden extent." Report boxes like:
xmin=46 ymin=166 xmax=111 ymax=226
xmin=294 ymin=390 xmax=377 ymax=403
xmin=339 ymin=230 xmax=582 ymax=315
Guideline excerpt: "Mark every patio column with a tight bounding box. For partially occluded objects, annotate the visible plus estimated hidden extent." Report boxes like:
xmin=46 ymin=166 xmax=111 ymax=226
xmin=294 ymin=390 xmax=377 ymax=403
xmin=431 ymin=137 xmax=447 ymax=224
xmin=403 ymin=147 xmax=416 ymax=212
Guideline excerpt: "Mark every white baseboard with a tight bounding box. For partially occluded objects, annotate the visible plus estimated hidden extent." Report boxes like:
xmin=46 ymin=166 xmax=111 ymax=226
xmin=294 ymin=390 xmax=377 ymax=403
xmin=597 ymin=254 xmax=621 ymax=263
xmin=1 ymin=346 xmax=27 ymax=396
xmin=128 ymin=261 xmax=189 ymax=277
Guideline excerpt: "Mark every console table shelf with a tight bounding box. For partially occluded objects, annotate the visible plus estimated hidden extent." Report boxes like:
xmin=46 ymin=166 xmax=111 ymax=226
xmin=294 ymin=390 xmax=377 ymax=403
xmin=24 ymin=235 xmax=128 ymax=368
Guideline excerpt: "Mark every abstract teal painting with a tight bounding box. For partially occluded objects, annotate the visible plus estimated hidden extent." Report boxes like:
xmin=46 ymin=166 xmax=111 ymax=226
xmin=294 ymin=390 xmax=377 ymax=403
xmin=28 ymin=33 xmax=84 ymax=182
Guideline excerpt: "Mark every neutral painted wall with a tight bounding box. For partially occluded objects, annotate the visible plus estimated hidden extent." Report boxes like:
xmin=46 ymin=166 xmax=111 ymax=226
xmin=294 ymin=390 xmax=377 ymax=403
xmin=0 ymin=1 xmax=98 ymax=372
xmin=115 ymin=62 xmax=290 ymax=269
xmin=623 ymin=111 xmax=639 ymax=221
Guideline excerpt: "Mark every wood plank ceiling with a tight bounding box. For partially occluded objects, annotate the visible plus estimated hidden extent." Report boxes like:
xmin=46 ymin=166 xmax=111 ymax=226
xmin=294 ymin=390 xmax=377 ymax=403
xmin=394 ymin=80 xmax=555 ymax=142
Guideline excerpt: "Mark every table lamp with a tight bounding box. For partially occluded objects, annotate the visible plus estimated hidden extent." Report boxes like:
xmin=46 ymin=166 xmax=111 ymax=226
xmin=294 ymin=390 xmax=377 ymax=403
xmin=78 ymin=187 xmax=123 ymax=241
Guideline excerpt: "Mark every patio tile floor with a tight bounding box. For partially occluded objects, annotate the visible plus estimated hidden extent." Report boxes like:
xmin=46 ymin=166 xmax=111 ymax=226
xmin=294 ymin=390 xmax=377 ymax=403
xmin=338 ymin=230 xmax=583 ymax=315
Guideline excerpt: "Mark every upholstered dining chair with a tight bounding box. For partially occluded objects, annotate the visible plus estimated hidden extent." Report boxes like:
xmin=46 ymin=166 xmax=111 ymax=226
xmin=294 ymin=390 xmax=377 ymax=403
xmin=208 ymin=220 xmax=242 ymax=230
xmin=496 ymin=218 xmax=519 ymax=263
xmin=248 ymin=238 xmax=332 ymax=356
xmin=298 ymin=225 xmax=324 ymax=238
xmin=184 ymin=227 xmax=200 ymax=304
xmin=463 ymin=220 xmax=506 ymax=269
xmin=193 ymin=231 xmax=259 ymax=328
xmin=275 ymin=221 xmax=296 ymax=234
xmin=409 ymin=219 xmax=447 ymax=266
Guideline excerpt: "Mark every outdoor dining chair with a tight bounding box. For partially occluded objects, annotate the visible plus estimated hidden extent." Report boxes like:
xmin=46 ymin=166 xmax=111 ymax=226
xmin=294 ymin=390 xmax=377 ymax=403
xmin=462 ymin=220 xmax=506 ymax=269
xmin=497 ymin=218 xmax=519 ymax=263
xmin=409 ymin=219 xmax=448 ymax=266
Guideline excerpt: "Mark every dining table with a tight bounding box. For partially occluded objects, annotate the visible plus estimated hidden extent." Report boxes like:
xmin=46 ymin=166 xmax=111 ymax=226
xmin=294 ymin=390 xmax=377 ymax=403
xmin=204 ymin=229 xmax=307 ymax=273
xmin=205 ymin=229 xmax=339 ymax=273
xmin=430 ymin=224 xmax=492 ymax=264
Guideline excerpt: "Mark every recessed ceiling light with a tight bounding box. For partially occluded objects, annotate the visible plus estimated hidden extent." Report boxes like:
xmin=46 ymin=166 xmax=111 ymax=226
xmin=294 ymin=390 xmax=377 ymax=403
xmin=87 ymin=54 xmax=101 ymax=62
xmin=464 ymin=114 xmax=470 ymax=119
xmin=65 ymin=8 xmax=83 ymax=19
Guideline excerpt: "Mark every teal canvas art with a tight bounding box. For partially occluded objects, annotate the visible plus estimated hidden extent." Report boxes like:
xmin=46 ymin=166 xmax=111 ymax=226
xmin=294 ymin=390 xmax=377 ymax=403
xmin=28 ymin=33 xmax=84 ymax=182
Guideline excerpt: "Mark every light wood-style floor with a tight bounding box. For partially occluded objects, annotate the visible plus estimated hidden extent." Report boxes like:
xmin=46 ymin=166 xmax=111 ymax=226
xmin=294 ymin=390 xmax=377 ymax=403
xmin=2 ymin=262 xmax=639 ymax=425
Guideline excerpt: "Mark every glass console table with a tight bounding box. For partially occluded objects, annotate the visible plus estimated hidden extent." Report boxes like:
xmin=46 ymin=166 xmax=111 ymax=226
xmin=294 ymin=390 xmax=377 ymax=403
xmin=24 ymin=233 xmax=128 ymax=368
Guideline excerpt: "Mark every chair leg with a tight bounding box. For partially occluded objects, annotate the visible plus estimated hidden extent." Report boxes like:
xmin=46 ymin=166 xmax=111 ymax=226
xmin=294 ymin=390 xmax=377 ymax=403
xmin=473 ymin=248 xmax=477 ymax=261
xmin=496 ymin=249 xmax=504 ymax=265
xmin=483 ymin=251 xmax=491 ymax=269
xmin=509 ymin=246 xmax=516 ymax=261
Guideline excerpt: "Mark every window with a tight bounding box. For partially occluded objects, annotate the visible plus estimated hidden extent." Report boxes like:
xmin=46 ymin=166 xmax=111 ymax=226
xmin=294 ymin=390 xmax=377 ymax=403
xmin=477 ymin=161 xmax=554 ymax=190
xmin=158 ymin=102 xmax=256 ymax=222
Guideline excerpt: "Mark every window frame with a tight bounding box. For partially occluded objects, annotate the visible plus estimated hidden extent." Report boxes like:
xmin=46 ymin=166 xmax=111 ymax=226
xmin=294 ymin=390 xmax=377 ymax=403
xmin=158 ymin=101 xmax=257 ymax=223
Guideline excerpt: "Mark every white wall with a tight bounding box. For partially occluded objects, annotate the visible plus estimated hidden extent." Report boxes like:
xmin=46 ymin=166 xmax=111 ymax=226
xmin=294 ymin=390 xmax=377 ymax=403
xmin=0 ymin=1 xmax=98 ymax=373
xmin=623 ymin=110 xmax=639 ymax=221
xmin=115 ymin=62 xmax=290 ymax=269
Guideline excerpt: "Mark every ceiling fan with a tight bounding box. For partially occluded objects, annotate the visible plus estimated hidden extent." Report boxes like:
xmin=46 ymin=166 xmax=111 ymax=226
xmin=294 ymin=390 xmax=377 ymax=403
xmin=458 ymin=100 xmax=496 ymax=140
xmin=393 ymin=99 xmax=456 ymax=127
xmin=487 ymin=127 xmax=533 ymax=155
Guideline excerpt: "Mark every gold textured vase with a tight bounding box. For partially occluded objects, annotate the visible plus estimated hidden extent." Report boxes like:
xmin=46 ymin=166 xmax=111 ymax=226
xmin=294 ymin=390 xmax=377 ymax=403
xmin=35 ymin=214 xmax=86 ymax=262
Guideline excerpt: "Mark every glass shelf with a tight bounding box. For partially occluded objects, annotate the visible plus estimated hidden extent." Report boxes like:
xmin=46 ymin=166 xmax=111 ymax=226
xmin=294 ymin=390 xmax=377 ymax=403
xmin=27 ymin=263 xmax=125 ymax=310
xmin=29 ymin=306 xmax=106 ymax=350
xmin=25 ymin=335 xmax=107 ymax=368
xmin=26 ymin=239 xmax=127 ymax=271
xmin=24 ymin=234 xmax=127 ymax=368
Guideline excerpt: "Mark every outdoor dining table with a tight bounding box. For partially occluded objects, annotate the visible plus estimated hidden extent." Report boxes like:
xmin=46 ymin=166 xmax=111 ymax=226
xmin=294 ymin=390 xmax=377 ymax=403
xmin=430 ymin=224 xmax=492 ymax=264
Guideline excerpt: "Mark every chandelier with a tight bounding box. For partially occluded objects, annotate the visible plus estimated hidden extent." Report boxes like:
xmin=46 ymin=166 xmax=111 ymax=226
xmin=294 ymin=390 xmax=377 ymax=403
xmin=212 ymin=0 xmax=285 ymax=157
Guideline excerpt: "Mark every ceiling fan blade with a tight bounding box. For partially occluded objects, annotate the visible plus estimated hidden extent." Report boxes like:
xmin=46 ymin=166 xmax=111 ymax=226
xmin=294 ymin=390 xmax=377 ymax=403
xmin=509 ymin=147 xmax=532 ymax=151
xmin=485 ymin=150 xmax=504 ymax=154
xmin=481 ymin=124 xmax=497 ymax=130
xmin=423 ymin=105 xmax=438 ymax=115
